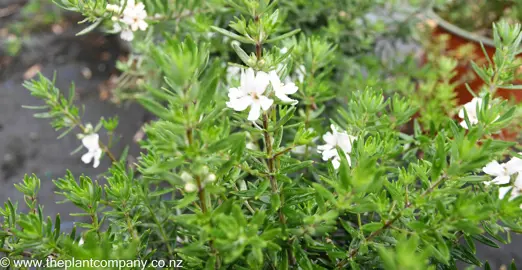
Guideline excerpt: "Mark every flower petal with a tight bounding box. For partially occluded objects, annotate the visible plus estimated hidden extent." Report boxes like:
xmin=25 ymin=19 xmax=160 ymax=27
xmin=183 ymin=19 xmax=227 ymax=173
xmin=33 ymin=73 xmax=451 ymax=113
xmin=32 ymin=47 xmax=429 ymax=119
xmin=242 ymin=68 xmax=256 ymax=93
xmin=259 ymin=96 xmax=273 ymax=111
xmin=227 ymin=95 xmax=253 ymax=111
xmin=81 ymin=152 xmax=94 ymax=165
xmin=506 ymin=157 xmax=522 ymax=175
xmin=254 ymin=71 xmax=270 ymax=95
xmin=282 ymin=82 xmax=298 ymax=94
xmin=268 ymin=70 xmax=281 ymax=86
xmin=247 ymin=102 xmax=261 ymax=121
xmin=322 ymin=132 xmax=336 ymax=146
xmin=331 ymin=158 xmax=341 ymax=170
xmin=275 ymin=92 xmax=298 ymax=105
xmin=492 ymin=175 xmax=511 ymax=185
xmin=82 ymin=134 xmax=100 ymax=150
xmin=499 ymin=186 xmax=512 ymax=199
xmin=321 ymin=148 xmax=338 ymax=161
xmin=483 ymin=160 xmax=504 ymax=177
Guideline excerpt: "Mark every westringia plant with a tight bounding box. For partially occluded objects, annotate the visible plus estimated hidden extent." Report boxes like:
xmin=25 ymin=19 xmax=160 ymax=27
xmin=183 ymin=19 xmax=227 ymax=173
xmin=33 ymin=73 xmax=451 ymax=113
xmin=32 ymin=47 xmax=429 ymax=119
xmin=1 ymin=0 xmax=522 ymax=269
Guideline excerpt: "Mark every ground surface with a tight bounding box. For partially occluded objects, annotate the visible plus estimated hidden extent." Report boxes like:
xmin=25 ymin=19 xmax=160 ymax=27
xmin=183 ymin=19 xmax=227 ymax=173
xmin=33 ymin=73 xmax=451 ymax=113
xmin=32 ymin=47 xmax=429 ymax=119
xmin=0 ymin=1 xmax=521 ymax=268
xmin=0 ymin=2 xmax=147 ymax=229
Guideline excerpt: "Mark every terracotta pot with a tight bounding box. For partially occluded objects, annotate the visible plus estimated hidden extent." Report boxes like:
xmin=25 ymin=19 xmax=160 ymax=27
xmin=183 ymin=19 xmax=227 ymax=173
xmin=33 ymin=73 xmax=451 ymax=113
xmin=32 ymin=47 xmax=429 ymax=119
xmin=426 ymin=22 xmax=522 ymax=140
xmin=430 ymin=25 xmax=522 ymax=102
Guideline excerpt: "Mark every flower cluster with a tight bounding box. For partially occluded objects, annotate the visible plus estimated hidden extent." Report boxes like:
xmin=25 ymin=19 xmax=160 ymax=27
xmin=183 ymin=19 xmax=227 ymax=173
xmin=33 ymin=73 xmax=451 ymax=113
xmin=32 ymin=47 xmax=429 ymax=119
xmin=106 ymin=0 xmax=148 ymax=41
xmin=180 ymin=169 xmax=216 ymax=193
xmin=226 ymin=68 xmax=298 ymax=121
xmin=317 ymin=125 xmax=357 ymax=169
xmin=483 ymin=155 xmax=522 ymax=205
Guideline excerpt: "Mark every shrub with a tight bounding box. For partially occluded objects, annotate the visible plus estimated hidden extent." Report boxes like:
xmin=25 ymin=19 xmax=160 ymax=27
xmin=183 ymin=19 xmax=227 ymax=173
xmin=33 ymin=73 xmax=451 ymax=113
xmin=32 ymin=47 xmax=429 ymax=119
xmin=1 ymin=1 xmax=522 ymax=269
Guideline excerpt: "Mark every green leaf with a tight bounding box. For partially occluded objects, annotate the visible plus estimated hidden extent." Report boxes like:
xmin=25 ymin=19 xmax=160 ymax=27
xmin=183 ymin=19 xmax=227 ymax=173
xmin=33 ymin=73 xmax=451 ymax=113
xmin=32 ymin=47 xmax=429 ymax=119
xmin=510 ymin=260 xmax=517 ymax=270
xmin=270 ymin=193 xmax=281 ymax=213
xmin=76 ymin=18 xmax=102 ymax=36
xmin=459 ymin=175 xmax=488 ymax=182
xmin=361 ymin=222 xmax=382 ymax=233
xmin=266 ymin=29 xmax=301 ymax=43
xmin=279 ymin=161 xmax=313 ymax=174
xmin=472 ymin=234 xmax=499 ymax=248
xmin=293 ymin=242 xmax=313 ymax=270
xmin=377 ymin=246 xmax=396 ymax=270
xmin=137 ymin=97 xmax=171 ymax=120
xmin=211 ymin=26 xmax=254 ymax=44
xmin=255 ymin=180 xmax=270 ymax=199
xmin=312 ymin=183 xmax=336 ymax=203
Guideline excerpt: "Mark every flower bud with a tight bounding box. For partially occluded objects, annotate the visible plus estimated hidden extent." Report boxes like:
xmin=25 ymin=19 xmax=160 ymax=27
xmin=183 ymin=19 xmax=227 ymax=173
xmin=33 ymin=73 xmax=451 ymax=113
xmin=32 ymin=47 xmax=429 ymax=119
xmin=201 ymin=166 xmax=209 ymax=175
xmin=206 ymin=173 xmax=216 ymax=182
xmin=184 ymin=182 xmax=197 ymax=192
xmin=180 ymin=172 xmax=192 ymax=182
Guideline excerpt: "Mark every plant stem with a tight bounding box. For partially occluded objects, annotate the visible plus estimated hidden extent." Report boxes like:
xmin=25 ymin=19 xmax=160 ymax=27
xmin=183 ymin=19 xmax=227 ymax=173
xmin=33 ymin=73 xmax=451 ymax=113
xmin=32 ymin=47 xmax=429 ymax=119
xmin=195 ymin=176 xmax=207 ymax=213
xmin=337 ymin=175 xmax=447 ymax=268
xmin=263 ymin=112 xmax=295 ymax=265
xmin=263 ymin=113 xmax=286 ymax=225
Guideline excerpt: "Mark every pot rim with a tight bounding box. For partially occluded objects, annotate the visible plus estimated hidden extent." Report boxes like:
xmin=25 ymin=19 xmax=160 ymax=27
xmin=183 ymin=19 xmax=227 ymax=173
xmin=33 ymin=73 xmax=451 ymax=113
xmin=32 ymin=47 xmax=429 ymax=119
xmin=428 ymin=9 xmax=495 ymax=48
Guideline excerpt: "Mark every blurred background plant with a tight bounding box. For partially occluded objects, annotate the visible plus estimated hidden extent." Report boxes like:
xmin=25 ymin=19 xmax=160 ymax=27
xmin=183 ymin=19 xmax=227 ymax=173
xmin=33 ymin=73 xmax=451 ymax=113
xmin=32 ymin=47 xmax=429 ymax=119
xmin=0 ymin=0 xmax=64 ymax=56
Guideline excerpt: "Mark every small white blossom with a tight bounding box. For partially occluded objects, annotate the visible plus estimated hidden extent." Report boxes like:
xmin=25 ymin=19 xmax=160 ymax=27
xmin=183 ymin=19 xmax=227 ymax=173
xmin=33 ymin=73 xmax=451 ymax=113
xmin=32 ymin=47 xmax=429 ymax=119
xmin=317 ymin=124 xmax=356 ymax=169
xmin=122 ymin=0 xmax=148 ymax=32
xmin=483 ymin=156 xmax=522 ymax=204
xmin=78 ymin=237 xmax=84 ymax=246
xmin=269 ymin=70 xmax=299 ymax=105
xmin=226 ymin=68 xmax=273 ymax=121
xmin=458 ymin=97 xmax=482 ymax=129
xmin=81 ymin=133 xmax=102 ymax=168
xmin=482 ymin=157 xmax=522 ymax=185
xmin=107 ymin=0 xmax=148 ymax=41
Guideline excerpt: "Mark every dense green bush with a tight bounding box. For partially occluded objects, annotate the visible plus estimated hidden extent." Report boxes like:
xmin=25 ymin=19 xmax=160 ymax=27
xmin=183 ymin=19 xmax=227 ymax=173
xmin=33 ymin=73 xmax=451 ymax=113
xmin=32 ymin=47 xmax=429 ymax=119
xmin=1 ymin=0 xmax=522 ymax=269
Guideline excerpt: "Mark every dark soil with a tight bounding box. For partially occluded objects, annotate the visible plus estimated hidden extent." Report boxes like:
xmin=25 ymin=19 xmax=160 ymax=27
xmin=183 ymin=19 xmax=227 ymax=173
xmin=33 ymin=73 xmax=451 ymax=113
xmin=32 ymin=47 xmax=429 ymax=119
xmin=1 ymin=3 xmax=148 ymax=229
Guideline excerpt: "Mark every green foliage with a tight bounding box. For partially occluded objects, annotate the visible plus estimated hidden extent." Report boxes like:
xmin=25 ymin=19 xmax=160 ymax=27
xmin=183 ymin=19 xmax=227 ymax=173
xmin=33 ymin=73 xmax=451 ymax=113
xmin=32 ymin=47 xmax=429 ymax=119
xmin=1 ymin=1 xmax=522 ymax=270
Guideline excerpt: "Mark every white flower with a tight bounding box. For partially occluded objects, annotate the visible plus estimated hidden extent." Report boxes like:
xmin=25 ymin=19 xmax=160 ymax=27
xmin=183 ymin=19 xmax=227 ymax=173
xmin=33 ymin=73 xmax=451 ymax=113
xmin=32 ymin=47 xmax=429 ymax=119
xmin=483 ymin=156 xmax=522 ymax=203
xmin=483 ymin=157 xmax=522 ymax=185
xmin=81 ymin=133 xmax=102 ymax=168
xmin=120 ymin=29 xmax=134 ymax=41
xmin=226 ymin=68 xmax=273 ymax=121
xmin=269 ymin=70 xmax=299 ymax=105
xmin=78 ymin=237 xmax=84 ymax=246
xmin=458 ymin=97 xmax=482 ymax=129
xmin=122 ymin=1 xmax=148 ymax=32
xmin=317 ymin=125 xmax=356 ymax=169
